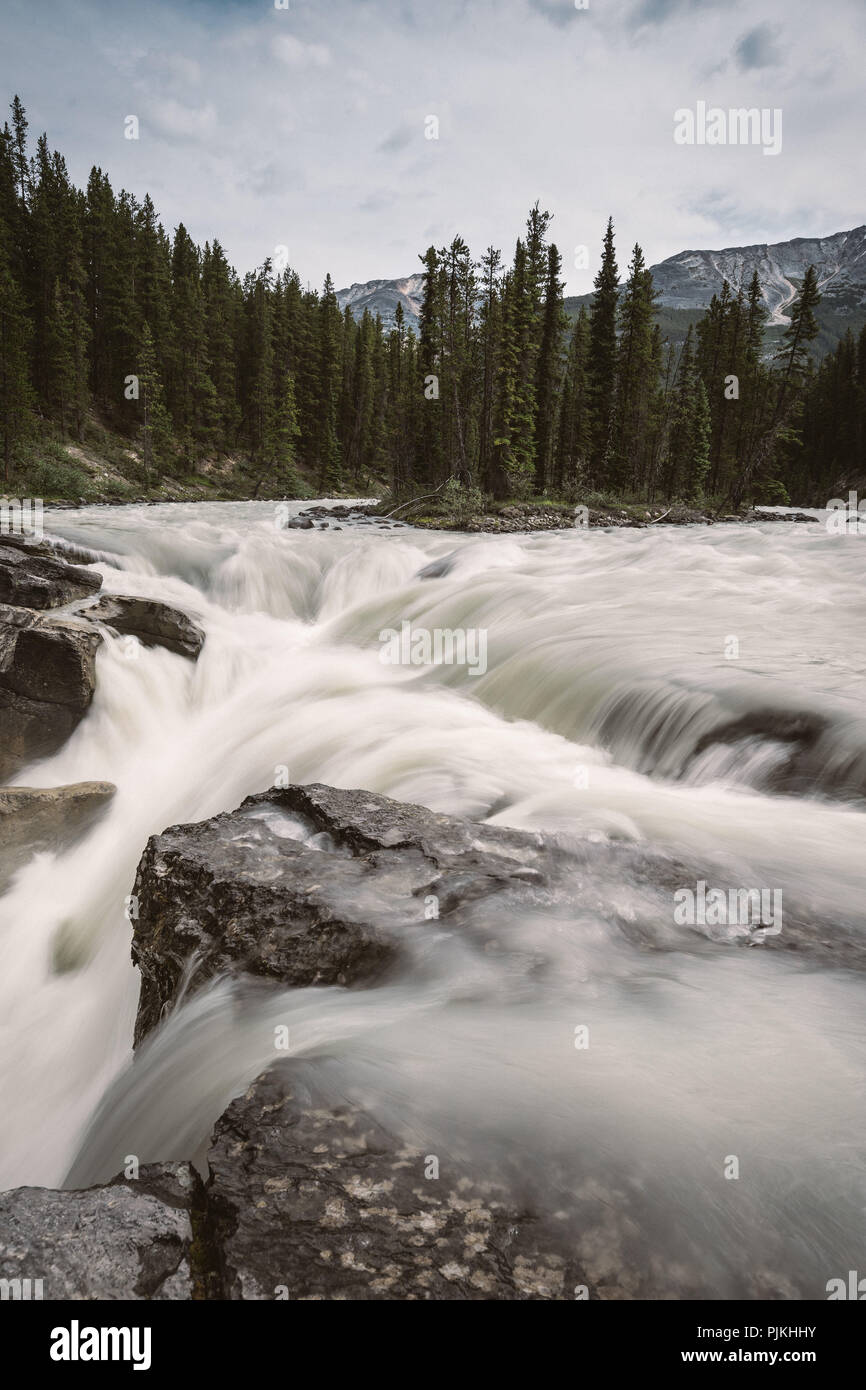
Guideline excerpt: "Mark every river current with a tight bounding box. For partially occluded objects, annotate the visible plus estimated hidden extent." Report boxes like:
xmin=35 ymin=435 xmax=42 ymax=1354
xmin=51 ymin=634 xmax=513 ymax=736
xmin=1 ymin=501 xmax=863 ymax=1297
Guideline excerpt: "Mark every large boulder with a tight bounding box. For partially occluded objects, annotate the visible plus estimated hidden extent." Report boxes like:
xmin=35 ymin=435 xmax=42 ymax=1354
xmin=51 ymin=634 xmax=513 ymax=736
xmin=130 ymin=781 xmax=574 ymax=1045
xmin=0 ymin=540 xmax=101 ymax=610
xmin=0 ymin=1072 xmax=589 ymax=1301
xmin=0 ymin=1163 xmax=200 ymax=1301
xmin=0 ymin=782 xmax=115 ymax=892
xmin=203 ymin=1062 xmax=586 ymax=1301
xmin=84 ymin=595 xmax=204 ymax=660
xmin=0 ymin=605 xmax=101 ymax=781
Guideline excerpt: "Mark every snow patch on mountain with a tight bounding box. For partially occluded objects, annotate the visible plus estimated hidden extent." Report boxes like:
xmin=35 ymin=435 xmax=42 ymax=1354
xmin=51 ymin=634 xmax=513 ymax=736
xmin=650 ymin=226 xmax=866 ymax=326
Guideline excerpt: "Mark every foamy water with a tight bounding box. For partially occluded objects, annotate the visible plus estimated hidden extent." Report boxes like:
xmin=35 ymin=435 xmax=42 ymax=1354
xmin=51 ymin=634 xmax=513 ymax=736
xmin=1 ymin=501 xmax=864 ymax=1297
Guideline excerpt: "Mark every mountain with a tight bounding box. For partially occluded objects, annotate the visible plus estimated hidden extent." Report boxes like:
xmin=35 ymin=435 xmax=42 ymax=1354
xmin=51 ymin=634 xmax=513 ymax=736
xmin=566 ymin=225 xmax=866 ymax=353
xmin=649 ymin=227 xmax=866 ymax=320
xmin=339 ymin=226 xmax=866 ymax=353
xmin=336 ymin=274 xmax=425 ymax=331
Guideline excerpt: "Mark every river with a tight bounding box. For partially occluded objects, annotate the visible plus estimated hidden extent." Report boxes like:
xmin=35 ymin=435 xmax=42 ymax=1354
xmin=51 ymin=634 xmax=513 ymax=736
xmin=1 ymin=500 xmax=864 ymax=1298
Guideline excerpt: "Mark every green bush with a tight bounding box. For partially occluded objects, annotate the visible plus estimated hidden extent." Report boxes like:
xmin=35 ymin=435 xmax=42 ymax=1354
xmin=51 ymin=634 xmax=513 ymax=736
xmin=10 ymin=445 xmax=97 ymax=502
xmin=442 ymin=477 xmax=485 ymax=522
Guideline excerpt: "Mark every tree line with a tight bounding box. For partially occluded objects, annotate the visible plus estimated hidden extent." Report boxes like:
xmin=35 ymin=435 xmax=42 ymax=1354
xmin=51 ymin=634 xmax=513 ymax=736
xmin=0 ymin=95 xmax=857 ymax=506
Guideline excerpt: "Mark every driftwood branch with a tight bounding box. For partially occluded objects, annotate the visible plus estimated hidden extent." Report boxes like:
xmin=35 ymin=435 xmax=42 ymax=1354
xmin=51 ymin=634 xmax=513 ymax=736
xmin=382 ymin=476 xmax=456 ymax=518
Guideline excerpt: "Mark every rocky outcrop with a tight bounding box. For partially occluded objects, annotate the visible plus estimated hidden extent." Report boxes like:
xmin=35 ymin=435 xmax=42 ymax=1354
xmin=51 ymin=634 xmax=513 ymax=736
xmin=131 ymin=781 xmax=574 ymax=1046
xmin=84 ymin=595 xmax=204 ymax=660
xmin=0 ymin=1070 xmax=587 ymax=1301
xmin=0 ymin=540 xmax=101 ymax=610
xmin=0 ymin=605 xmax=101 ymax=781
xmin=0 ymin=782 xmax=115 ymax=892
xmin=203 ymin=1062 xmax=585 ymax=1300
xmin=0 ymin=1162 xmax=200 ymax=1300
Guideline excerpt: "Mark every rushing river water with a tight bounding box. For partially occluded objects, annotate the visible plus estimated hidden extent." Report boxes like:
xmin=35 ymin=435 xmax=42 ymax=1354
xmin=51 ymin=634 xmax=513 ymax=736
xmin=2 ymin=500 xmax=864 ymax=1297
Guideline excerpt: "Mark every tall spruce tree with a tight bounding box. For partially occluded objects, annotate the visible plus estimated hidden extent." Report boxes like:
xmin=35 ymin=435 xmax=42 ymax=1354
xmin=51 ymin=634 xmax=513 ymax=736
xmin=534 ymin=241 xmax=566 ymax=493
xmin=611 ymin=242 xmax=658 ymax=491
xmin=587 ymin=217 xmax=619 ymax=483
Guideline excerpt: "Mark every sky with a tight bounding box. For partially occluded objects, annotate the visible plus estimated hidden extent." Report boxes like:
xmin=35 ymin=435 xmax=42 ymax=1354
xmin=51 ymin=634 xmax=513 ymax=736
xmin=1 ymin=0 xmax=863 ymax=296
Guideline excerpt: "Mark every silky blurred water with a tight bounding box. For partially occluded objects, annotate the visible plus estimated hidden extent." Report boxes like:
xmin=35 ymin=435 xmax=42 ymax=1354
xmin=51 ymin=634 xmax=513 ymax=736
xmin=1 ymin=501 xmax=864 ymax=1297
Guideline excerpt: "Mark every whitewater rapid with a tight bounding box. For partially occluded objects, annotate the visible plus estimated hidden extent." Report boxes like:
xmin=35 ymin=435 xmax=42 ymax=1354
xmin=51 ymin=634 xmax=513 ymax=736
xmin=1 ymin=501 xmax=864 ymax=1297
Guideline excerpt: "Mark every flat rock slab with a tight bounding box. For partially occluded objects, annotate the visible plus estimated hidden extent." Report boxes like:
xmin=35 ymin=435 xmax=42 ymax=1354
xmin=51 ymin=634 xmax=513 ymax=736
xmin=0 ymin=541 xmax=101 ymax=610
xmin=85 ymin=595 xmax=204 ymax=660
xmin=0 ymin=605 xmax=101 ymax=782
xmin=204 ymin=1062 xmax=586 ymax=1300
xmin=0 ymin=1163 xmax=200 ymax=1301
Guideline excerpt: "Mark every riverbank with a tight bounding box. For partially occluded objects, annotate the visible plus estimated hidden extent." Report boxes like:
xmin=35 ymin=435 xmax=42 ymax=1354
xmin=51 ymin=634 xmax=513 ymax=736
xmin=299 ymin=499 xmax=822 ymax=533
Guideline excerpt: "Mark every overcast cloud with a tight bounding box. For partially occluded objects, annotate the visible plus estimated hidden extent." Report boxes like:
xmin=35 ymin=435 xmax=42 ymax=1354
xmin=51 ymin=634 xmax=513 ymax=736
xmin=1 ymin=0 xmax=862 ymax=294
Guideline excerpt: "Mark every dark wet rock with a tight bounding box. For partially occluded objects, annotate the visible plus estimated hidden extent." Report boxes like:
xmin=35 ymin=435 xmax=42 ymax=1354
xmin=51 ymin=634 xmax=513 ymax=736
xmin=203 ymin=1061 xmax=588 ymax=1301
xmin=286 ymin=517 xmax=315 ymax=530
xmin=418 ymin=553 xmax=458 ymax=579
xmin=130 ymin=782 xmax=565 ymax=1045
xmin=692 ymin=708 xmax=866 ymax=805
xmin=0 ymin=532 xmax=102 ymax=566
xmin=299 ymin=504 xmax=372 ymax=520
xmin=747 ymin=508 xmax=820 ymax=524
xmin=0 ymin=781 xmax=115 ymax=892
xmin=0 ymin=540 xmax=101 ymax=610
xmin=599 ymin=682 xmax=866 ymax=810
xmin=0 ymin=605 xmax=101 ymax=781
xmin=85 ymin=594 xmax=204 ymax=660
xmin=0 ymin=1162 xmax=200 ymax=1300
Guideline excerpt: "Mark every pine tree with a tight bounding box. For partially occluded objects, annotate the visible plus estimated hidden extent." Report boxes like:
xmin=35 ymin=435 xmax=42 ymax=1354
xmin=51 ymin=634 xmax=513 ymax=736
xmin=611 ymin=243 xmax=658 ymax=491
xmin=477 ymin=245 xmax=502 ymax=495
xmin=135 ymin=194 xmax=171 ymax=369
xmin=268 ymin=370 xmax=300 ymax=494
xmin=9 ymin=96 xmax=29 ymax=206
xmin=492 ymin=240 xmax=536 ymax=496
xmin=587 ymin=217 xmax=619 ymax=482
xmin=135 ymin=322 xmax=171 ymax=489
xmin=315 ymin=273 xmax=343 ymax=491
xmin=416 ymin=245 xmax=446 ymax=489
xmin=664 ymin=326 xmax=711 ymax=498
xmin=534 ymin=242 xmax=566 ymax=493
xmin=775 ymin=265 xmax=822 ymax=411
xmin=201 ymin=239 xmax=241 ymax=446
xmin=441 ymin=235 xmax=477 ymax=485
xmin=554 ymin=306 xmax=591 ymax=495
xmin=167 ymin=223 xmax=216 ymax=460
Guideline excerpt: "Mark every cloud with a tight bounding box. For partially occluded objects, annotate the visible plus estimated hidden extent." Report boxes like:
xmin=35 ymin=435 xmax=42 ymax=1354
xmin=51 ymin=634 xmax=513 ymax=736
xmin=527 ymin=0 xmax=581 ymax=26
xmin=734 ymin=23 xmax=783 ymax=71
xmin=359 ymin=191 xmax=396 ymax=214
xmin=272 ymin=35 xmax=331 ymax=68
xmin=137 ymin=50 xmax=202 ymax=92
xmin=147 ymin=99 xmax=217 ymax=143
xmin=378 ymin=123 xmax=415 ymax=154
xmin=630 ymin=0 xmax=727 ymax=27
